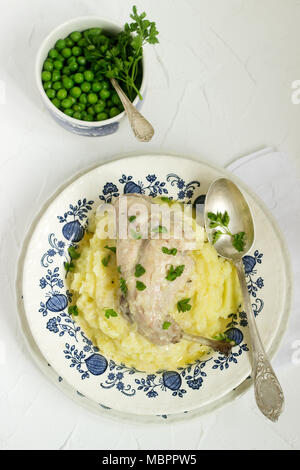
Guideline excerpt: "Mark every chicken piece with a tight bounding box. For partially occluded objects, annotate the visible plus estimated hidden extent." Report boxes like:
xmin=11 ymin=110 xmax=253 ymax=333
xmin=114 ymin=194 xmax=194 ymax=345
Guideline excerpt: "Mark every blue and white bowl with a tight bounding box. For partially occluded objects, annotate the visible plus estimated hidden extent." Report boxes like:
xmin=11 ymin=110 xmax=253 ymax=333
xmin=35 ymin=17 xmax=147 ymax=137
xmin=17 ymin=155 xmax=291 ymax=419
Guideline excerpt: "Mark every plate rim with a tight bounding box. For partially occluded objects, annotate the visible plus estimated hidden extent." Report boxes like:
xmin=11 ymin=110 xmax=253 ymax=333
xmin=15 ymin=152 xmax=293 ymax=421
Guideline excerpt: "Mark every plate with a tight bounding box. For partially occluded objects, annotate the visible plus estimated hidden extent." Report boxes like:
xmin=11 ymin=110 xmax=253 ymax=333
xmin=17 ymin=154 xmax=291 ymax=417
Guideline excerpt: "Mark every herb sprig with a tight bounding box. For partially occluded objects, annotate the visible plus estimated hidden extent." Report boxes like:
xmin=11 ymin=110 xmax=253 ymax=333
xmin=207 ymin=211 xmax=246 ymax=252
xmin=82 ymin=6 xmax=159 ymax=101
xmin=165 ymin=265 xmax=185 ymax=281
xmin=177 ymin=298 xmax=192 ymax=313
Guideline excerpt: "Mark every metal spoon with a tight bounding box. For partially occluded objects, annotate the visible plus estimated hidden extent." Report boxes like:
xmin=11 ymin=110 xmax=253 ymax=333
xmin=204 ymin=177 xmax=284 ymax=422
xmin=110 ymin=78 xmax=154 ymax=142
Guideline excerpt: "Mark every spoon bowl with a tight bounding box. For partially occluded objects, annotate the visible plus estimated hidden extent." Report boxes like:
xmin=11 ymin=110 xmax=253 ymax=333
xmin=204 ymin=178 xmax=255 ymax=261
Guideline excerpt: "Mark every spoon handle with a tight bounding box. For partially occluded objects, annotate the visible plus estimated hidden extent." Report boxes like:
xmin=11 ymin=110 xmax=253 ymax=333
xmin=235 ymin=260 xmax=284 ymax=422
xmin=110 ymin=78 xmax=154 ymax=142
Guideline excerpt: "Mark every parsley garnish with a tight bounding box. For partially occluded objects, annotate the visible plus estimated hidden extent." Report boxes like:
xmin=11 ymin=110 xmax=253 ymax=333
xmin=207 ymin=211 xmax=246 ymax=252
xmin=105 ymin=245 xmax=116 ymax=253
xmin=120 ymin=277 xmax=128 ymax=295
xmin=68 ymin=246 xmax=80 ymax=259
xmin=128 ymin=215 xmax=136 ymax=223
xmin=152 ymin=225 xmax=168 ymax=233
xmin=160 ymin=197 xmax=172 ymax=203
xmin=102 ymin=254 xmax=111 ymax=267
xmin=64 ymin=261 xmax=75 ymax=272
xmin=117 ymin=266 xmax=122 ymax=273
xmin=68 ymin=305 xmax=79 ymax=316
xmin=213 ymin=333 xmax=233 ymax=344
xmin=135 ymin=264 xmax=146 ymax=277
xmin=162 ymin=321 xmax=171 ymax=330
xmin=130 ymin=228 xmax=142 ymax=240
xmin=136 ymin=280 xmax=146 ymax=291
xmin=162 ymin=246 xmax=177 ymax=256
xmin=104 ymin=309 xmax=118 ymax=319
xmin=177 ymin=298 xmax=192 ymax=313
xmin=82 ymin=6 xmax=159 ymax=101
xmin=165 ymin=265 xmax=185 ymax=281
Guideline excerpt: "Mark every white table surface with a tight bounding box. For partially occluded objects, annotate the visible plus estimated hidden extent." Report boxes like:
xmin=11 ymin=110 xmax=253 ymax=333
xmin=1 ymin=0 xmax=300 ymax=450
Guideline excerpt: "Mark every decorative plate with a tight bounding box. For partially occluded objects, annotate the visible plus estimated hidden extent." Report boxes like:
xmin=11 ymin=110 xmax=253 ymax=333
xmin=17 ymin=155 xmax=291 ymax=417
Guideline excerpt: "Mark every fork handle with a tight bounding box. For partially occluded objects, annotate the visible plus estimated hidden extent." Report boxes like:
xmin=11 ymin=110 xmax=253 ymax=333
xmin=235 ymin=259 xmax=284 ymax=422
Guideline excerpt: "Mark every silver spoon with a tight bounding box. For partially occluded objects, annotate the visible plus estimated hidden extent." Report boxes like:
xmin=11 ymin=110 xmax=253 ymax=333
xmin=110 ymin=78 xmax=154 ymax=142
xmin=204 ymin=177 xmax=284 ymax=422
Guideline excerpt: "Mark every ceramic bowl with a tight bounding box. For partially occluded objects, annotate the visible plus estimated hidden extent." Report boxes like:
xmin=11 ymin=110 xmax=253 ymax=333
xmin=35 ymin=17 xmax=147 ymax=137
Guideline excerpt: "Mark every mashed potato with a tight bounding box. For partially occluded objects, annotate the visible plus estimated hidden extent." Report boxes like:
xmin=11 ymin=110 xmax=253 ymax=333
xmin=68 ymin=203 xmax=242 ymax=373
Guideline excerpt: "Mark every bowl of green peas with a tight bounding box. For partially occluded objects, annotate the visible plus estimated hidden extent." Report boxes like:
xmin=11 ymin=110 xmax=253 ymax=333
xmin=35 ymin=16 xmax=147 ymax=137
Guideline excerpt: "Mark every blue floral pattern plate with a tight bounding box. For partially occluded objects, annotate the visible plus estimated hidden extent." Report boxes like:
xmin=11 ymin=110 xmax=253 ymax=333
xmin=18 ymin=155 xmax=290 ymax=417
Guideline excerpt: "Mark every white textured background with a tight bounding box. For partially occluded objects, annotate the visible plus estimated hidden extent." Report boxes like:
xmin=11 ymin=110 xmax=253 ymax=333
xmin=0 ymin=0 xmax=300 ymax=450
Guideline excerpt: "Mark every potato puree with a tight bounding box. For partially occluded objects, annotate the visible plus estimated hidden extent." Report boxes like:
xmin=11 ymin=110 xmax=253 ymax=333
xmin=69 ymin=207 xmax=242 ymax=373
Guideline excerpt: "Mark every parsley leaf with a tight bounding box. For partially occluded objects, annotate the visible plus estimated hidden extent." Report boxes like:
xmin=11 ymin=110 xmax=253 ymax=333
xmin=104 ymin=308 xmax=118 ymax=319
xmin=207 ymin=211 xmax=246 ymax=252
xmin=160 ymin=196 xmax=172 ymax=203
xmin=128 ymin=215 xmax=136 ymax=223
xmin=105 ymin=245 xmax=116 ymax=253
xmin=162 ymin=321 xmax=171 ymax=330
xmin=152 ymin=225 xmax=168 ymax=233
xmin=120 ymin=277 xmax=128 ymax=295
xmin=64 ymin=261 xmax=75 ymax=272
xmin=102 ymin=254 xmax=111 ymax=267
xmin=68 ymin=305 xmax=79 ymax=316
xmin=136 ymin=280 xmax=146 ymax=291
xmin=165 ymin=265 xmax=185 ymax=281
xmin=135 ymin=264 xmax=146 ymax=277
xmin=68 ymin=246 xmax=80 ymax=260
xmin=162 ymin=246 xmax=177 ymax=256
xmin=177 ymin=298 xmax=192 ymax=313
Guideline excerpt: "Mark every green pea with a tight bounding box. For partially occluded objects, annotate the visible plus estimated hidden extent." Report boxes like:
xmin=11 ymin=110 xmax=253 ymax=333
xmin=92 ymin=82 xmax=102 ymax=92
xmin=87 ymin=106 xmax=95 ymax=116
xmin=42 ymin=71 xmax=51 ymax=82
xmin=53 ymin=81 xmax=63 ymax=91
xmin=51 ymin=98 xmax=61 ymax=108
xmin=55 ymin=39 xmax=66 ymax=51
xmin=46 ymin=88 xmax=56 ymax=99
xmin=56 ymin=88 xmax=68 ymax=100
xmin=48 ymin=48 xmax=59 ymax=59
xmin=112 ymin=92 xmax=121 ymax=106
xmin=62 ymin=66 xmax=71 ymax=75
xmin=77 ymin=56 xmax=86 ymax=66
xmin=107 ymin=99 xmax=113 ymax=107
xmin=100 ymin=89 xmax=110 ymax=100
xmin=85 ymin=114 xmax=94 ymax=121
xmin=81 ymin=82 xmax=91 ymax=93
xmin=96 ymin=112 xmax=108 ymax=121
xmin=101 ymin=81 xmax=110 ymax=90
xmin=43 ymin=81 xmax=52 ymax=90
xmin=43 ymin=60 xmax=53 ymax=72
xmin=78 ymin=66 xmax=85 ymax=73
xmin=81 ymin=111 xmax=88 ymax=120
xmin=84 ymin=70 xmax=94 ymax=82
xmin=61 ymin=48 xmax=71 ymax=59
xmin=73 ymin=111 xmax=82 ymax=120
xmin=94 ymin=101 xmax=105 ymax=113
xmin=72 ymin=46 xmax=82 ymax=56
xmin=73 ymin=104 xmax=84 ymax=112
xmin=67 ymin=56 xmax=77 ymax=64
xmin=63 ymin=77 xmax=74 ymax=90
xmin=70 ymin=31 xmax=82 ymax=43
xmin=77 ymin=38 xmax=87 ymax=47
xmin=61 ymin=98 xmax=72 ymax=109
xmin=65 ymin=37 xmax=74 ymax=48
xmin=69 ymin=96 xmax=76 ymax=106
xmin=64 ymin=108 xmax=74 ymax=117
xmin=53 ymin=60 xmax=63 ymax=70
xmin=74 ymin=73 xmax=84 ymax=84
xmin=87 ymin=93 xmax=98 ymax=104
xmin=109 ymin=107 xmax=120 ymax=118
xmin=52 ymin=70 xmax=61 ymax=82
xmin=70 ymin=86 xmax=81 ymax=98
xmin=79 ymin=93 xmax=87 ymax=104
xmin=69 ymin=62 xmax=79 ymax=73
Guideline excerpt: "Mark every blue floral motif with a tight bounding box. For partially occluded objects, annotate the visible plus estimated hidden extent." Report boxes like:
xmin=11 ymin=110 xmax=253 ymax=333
xmin=41 ymin=234 xmax=67 ymax=267
xmin=100 ymin=361 xmax=137 ymax=396
xmin=166 ymin=174 xmax=201 ymax=202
